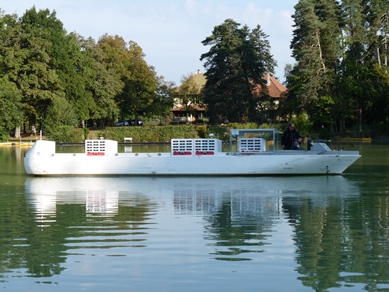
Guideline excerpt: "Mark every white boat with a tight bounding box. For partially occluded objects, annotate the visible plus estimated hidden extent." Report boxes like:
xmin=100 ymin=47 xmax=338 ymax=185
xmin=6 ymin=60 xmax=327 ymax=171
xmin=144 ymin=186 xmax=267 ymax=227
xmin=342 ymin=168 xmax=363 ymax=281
xmin=23 ymin=128 xmax=361 ymax=176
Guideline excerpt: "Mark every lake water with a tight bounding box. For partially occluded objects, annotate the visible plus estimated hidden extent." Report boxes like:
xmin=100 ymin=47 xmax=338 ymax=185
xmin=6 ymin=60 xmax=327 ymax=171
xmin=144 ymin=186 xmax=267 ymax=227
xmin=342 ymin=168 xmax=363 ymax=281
xmin=0 ymin=143 xmax=388 ymax=291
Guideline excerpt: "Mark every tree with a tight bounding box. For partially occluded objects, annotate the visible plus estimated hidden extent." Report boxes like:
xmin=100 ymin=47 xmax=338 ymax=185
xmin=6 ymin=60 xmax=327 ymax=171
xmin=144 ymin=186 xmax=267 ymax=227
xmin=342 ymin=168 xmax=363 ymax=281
xmin=338 ymin=0 xmax=371 ymax=133
xmin=116 ymin=41 xmax=159 ymax=120
xmin=178 ymin=73 xmax=205 ymax=106
xmin=151 ymin=76 xmax=175 ymax=124
xmin=0 ymin=77 xmax=22 ymax=140
xmin=314 ymin=0 xmax=344 ymax=131
xmin=86 ymin=34 xmax=125 ymax=126
xmin=13 ymin=7 xmax=66 ymax=133
xmin=285 ymin=0 xmax=368 ymax=134
xmin=200 ymin=19 xmax=276 ymax=124
xmin=0 ymin=12 xmax=23 ymax=139
xmin=361 ymin=0 xmax=389 ymax=68
xmin=66 ymin=34 xmax=97 ymax=128
xmin=288 ymin=0 xmax=327 ymax=112
xmin=364 ymin=65 xmax=389 ymax=128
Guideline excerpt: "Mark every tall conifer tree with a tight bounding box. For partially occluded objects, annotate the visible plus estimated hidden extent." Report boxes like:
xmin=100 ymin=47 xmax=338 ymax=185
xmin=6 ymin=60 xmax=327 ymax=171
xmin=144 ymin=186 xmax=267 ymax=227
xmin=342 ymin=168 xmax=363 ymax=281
xmin=200 ymin=19 xmax=275 ymax=124
xmin=287 ymin=0 xmax=326 ymax=122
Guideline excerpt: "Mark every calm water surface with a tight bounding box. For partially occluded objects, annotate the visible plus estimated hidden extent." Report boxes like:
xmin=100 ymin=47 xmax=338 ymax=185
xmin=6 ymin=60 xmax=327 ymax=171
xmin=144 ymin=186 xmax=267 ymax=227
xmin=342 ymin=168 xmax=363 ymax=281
xmin=0 ymin=143 xmax=388 ymax=291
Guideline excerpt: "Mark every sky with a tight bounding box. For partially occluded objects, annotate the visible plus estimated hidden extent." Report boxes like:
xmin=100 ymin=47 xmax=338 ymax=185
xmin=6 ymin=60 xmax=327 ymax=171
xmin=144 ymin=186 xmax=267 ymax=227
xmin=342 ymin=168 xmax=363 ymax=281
xmin=1 ymin=0 xmax=297 ymax=85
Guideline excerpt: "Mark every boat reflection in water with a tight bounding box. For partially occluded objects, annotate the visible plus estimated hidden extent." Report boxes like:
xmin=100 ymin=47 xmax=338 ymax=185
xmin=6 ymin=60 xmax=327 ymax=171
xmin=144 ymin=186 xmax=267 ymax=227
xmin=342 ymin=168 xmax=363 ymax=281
xmin=25 ymin=175 xmax=360 ymax=220
xmin=27 ymin=178 xmax=121 ymax=219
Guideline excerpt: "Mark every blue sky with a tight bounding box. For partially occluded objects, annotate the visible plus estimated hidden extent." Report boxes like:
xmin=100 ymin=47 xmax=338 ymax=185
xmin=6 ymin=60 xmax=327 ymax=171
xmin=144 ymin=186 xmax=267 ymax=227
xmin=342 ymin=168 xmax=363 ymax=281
xmin=1 ymin=0 xmax=298 ymax=84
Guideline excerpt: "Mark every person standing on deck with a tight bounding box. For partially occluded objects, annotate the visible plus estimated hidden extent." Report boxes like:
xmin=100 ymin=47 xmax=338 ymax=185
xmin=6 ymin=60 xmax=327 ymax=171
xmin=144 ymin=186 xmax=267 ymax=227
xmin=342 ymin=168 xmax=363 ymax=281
xmin=281 ymin=123 xmax=301 ymax=150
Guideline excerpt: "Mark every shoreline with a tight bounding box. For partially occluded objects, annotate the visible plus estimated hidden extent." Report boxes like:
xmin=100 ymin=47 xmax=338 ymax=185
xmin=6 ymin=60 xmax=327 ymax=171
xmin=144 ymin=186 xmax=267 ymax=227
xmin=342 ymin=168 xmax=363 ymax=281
xmin=0 ymin=142 xmax=35 ymax=146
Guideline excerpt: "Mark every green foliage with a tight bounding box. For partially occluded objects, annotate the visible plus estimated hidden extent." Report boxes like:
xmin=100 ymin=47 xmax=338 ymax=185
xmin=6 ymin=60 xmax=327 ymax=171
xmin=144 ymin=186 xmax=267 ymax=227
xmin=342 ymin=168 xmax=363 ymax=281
xmin=228 ymin=122 xmax=258 ymax=129
xmin=44 ymin=97 xmax=78 ymax=136
xmin=86 ymin=35 xmax=124 ymax=126
xmin=207 ymin=123 xmax=282 ymax=141
xmin=288 ymin=0 xmax=328 ymax=115
xmin=196 ymin=118 xmax=208 ymax=125
xmin=290 ymin=112 xmax=313 ymax=138
xmin=196 ymin=125 xmax=207 ymax=138
xmin=258 ymin=123 xmax=283 ymax=132
xmin=0 ymin=128 xmax=8 ymax=142
xmin=62 ymin=33 xmax=96 ymax=125
xmin=207 ymin=125 xmax=229 ymax=140
xmin=151 ymin=77 xmax=175 ymax=123
xmin=364 ymin=66 xmax=389 ymax=126
xmin=312 ymin=95 xmax=335 ymax=125
xmin=100 ymin=126 xmax=198 ymax=142
xmin=83 ymin=128 xmax=90 ymax=140
xmin=0 ymin=77 xmax=22 ymax=133
xmin=17 ymin=8 xmax=65 ymax=127
xmin=47 ymin=126 xmax=85 ymax=142
xmin=114 ymin=39 xmax=159 ymax=121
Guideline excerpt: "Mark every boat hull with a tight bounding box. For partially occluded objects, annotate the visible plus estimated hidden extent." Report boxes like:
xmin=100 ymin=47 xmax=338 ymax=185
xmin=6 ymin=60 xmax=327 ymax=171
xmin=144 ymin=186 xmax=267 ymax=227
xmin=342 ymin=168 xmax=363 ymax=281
xmin=24 ymin=150 xmax=360 ymax=176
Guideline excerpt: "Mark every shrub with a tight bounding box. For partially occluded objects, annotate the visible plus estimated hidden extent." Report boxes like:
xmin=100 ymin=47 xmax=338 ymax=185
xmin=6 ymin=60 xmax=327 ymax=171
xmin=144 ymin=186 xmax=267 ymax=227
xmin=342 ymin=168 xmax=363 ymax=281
xmin=196 ymin=125 xmax=207 ymax=138
xmin=290 ymin=112 xmax=313 ymax=138
xmin=100 ymin=126 xmax=198 ymax=142
xmin=47 ymin=126 xmax=85 ymax=142
xmin=0 ymin=128 xmax=8 ymax=142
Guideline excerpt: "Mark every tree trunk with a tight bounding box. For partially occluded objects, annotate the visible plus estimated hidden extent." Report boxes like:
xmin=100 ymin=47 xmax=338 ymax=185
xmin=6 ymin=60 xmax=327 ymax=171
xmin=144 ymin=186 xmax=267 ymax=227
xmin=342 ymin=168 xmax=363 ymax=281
xmin=14 ymin=126 xmax=21 ymax=138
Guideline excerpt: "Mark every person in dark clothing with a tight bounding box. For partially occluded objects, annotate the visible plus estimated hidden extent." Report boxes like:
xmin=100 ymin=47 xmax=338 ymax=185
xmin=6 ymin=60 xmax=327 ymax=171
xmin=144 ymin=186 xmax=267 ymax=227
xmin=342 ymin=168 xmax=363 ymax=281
xmin=281 ymin=123 xmax=301 ymax=150
xmin=291 ymin=136 xmax=304 ymax=150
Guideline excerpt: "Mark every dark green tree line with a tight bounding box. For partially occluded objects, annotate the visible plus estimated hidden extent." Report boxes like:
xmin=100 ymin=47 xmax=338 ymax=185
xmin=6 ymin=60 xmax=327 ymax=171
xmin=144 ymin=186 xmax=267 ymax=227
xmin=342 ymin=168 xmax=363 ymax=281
xmin=285 ymin=0 xmax=389 ymax=136
xmin=0 ymin=7 xmax=174 ymax=140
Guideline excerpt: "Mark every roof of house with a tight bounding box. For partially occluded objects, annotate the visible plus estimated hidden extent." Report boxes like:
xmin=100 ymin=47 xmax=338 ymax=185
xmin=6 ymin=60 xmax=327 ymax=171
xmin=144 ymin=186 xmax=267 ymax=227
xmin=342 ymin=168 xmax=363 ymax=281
xmin=252 ymin=72 xmax=287 ymax=98
xmin=264 ymin=72 xmax=287 ymax=98
xmin=172 ymin=104 xmax=206 ymax=112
